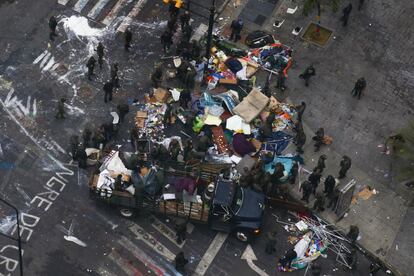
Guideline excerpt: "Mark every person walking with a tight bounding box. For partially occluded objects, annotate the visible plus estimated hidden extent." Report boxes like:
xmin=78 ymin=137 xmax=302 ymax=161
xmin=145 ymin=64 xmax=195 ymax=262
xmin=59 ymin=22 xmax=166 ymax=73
xmin=295 ymin=101 xmax=306 ymax=122
xmin=323 ymin=175 xmax=336 ymax=195
xmin=96 ymin=42 xmax=104 ymax=69
xmin=124 ymin=28 xmax=132 ymax=51
xmin=103 ymin=81 xmax=114 ymax=103
xmin=174 ymin=252 xmax=188 ymax=273
xmin=86 ymin=56 xmax=96 ymax=80
xmin=300 ymin=180 xmax=313 ymax=203
xmin=315 ymin=154 xmax=327 ymax=173
xmin=110 ymin=63 xmax=120 ymax=88
xmin=265 ymin=231 xmax=278 ymax=254
xmin=55 ymin=98 xmax=66 ymax=119
xmin=341 ymin=3 xmax=353 ymax=27
xmin=338 ymin=155 xmax=352 ymax=178
xmin=312 ymin=127 xmax=325 ymax=152
xmin=351 ymin=77 xmax=366 ymax=99
xmin=299 ymin=65 xmax=316 ymax=87
xmin=49 ymin=16 xmax=58 ymax=41
xmin=161 ymin=30 xmax=173 ymax=53
xmin=175 ymin=220 xmax=187 ymax=244
xmin=230 ymin=18 xmax=244 ymax=42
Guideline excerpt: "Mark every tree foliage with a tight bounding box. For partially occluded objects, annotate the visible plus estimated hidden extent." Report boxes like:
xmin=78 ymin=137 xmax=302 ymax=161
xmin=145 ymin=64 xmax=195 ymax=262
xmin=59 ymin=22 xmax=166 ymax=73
xmin=393 ymin=121 xmax=414 ymax=182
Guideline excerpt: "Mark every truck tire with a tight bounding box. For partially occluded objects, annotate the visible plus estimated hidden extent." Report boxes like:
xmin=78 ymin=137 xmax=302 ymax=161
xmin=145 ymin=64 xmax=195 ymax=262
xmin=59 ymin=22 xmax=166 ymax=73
xmin=119 ymin=208 xmax=134 ymax=218
xmin=236 ymin=231 xmax=251 ymax=243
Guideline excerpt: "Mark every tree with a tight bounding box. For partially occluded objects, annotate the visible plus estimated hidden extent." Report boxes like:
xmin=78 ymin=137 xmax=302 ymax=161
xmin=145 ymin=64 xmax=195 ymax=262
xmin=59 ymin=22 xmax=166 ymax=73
xmin=303 ymin=0 xmax=339 ymax=16
xmin=391 ymin=121 xmax=414 ymax=182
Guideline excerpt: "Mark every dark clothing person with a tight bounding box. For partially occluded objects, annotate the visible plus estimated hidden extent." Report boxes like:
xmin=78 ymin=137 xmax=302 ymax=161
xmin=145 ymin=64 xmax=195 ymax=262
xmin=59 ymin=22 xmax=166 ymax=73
xmin=315 ymin=154 xmax=327 ymax=173
xmin=161 ymin=31 xmax=173 ymax=53
xmin=55 ymin=98 xmax=66 ymax=119
xmin=110 ymin=63 xmax=120 ymax=87
xmin=103 ymin=81 xmax=114 ymax=103
xmin=117 ymin=104 xmax=129 ymax=123
xmin=151 ymin=66 xmax=163 ymax=88
xmin=327 ymin=187 xmax=339 ymax=210
xmin=96 ymin=42 xmax=104 ymax=68
xmin=174 ymin=252 xmax=188 ymax=273
xmin=346 ymin=249 xmax=358 ymax=270
xmin=69 ymin=136 xmax=79 ymax=161
xmin=190 ymin=40 xmax=201 ymax=60
xmin=92 ymin=130 xmax=106 ymax=149
xmin=295 ymin=101 xmax=306 ymax=122
xmin=114 ymin=175 xmax=123 ymax=191
xmin=230 ymin=19 xmax=243 ymax=42
xmin=351 ymin=77 xmax=366 ymax=99
xmin=182 ymin=24 xmax=193 ymax=42
xmin=167 ymin=17 xmax=177 ymax=33
xmin=347 ymin=225 xmax=359 ymax=244
xmin=124 ymin=28 xmax=132 ymax=51
xmin=323 ymin=175 xmax=336 ymax=195
xmin=179 ymin=11 xmax=190 ymax=29
xmin=265 ymin=231 xmax=278 ymax=254
xmin=86 ymin=56 xmax=96 ymax=80
xmin=338 ymin=155 xmax=352 ymax=178
xmin=276 ymin=71 xmax=286 ymax=91
xmin=308 ymin=170 xmax=322 ymax=195
xmin=279 ymin=249 xmax=297 ymax=268
xmin=299 ymin=65 xmax=316 ymax=86
xmin=341 ymin=4 xmax=353 ymax=27
xmin=49 ymin=16 xmax=58 ymax=40
xmin=296 ymin=130 xmax=306 ymax=154
xmin=76 ymin=146 xmax=87 ymax=168
xmin=289 ymin=162 xmax=299 ymax=185
xmin=313 ymin=193 xmax=325 ymax=212
xmin=301 ymin=180 xmax=313 ymax=203
xmin=169 ymin=1 xmax=180 ymax=18
xmin=312 ymin=127 xmax=325 ymax=152
xmin=82 ymin=128 xmax=92 ymax=147
xmin=175 ymin=221 xmax=187 ymax=244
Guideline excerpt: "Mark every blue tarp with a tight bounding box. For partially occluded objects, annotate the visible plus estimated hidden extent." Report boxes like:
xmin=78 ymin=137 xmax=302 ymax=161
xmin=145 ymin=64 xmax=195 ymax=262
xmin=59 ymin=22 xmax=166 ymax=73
xmin=261 ymin=131 xmax=292 ymax=155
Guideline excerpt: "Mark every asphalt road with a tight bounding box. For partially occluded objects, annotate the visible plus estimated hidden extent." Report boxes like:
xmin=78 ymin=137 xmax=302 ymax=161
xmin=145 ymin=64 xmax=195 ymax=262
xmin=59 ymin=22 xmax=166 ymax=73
xmin=0 ymin=0 xmax=388 ymax=275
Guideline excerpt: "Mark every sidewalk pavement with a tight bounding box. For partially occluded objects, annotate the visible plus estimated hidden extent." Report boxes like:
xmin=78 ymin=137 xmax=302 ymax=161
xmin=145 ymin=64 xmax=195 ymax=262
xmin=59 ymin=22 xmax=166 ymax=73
xmin=216 ymin=1 xmax=413 ymax=275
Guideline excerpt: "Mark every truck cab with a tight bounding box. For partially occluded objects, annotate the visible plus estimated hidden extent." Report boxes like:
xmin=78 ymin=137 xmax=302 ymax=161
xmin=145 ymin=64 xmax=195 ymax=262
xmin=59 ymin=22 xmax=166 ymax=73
xmin=209 ymin=179 xmax=265 ymax=242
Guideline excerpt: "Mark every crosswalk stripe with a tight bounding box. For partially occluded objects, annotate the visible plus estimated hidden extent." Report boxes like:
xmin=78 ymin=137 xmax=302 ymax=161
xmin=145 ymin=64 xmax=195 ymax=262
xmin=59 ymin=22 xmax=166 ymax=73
xmin=51 ymin=62 xmax=61 ymax=71
xmin=87 ymin=0 xmax=111 ymax=19
xmin=39 ymin=53 xmax=52 ymax=68
xmin=73 ymin=0 xmax=91 ymax=13
xmin=108 ymin=250 xmax=142 ymax=276
xmin=101 ymin=0 xmax=128 ymax=26
xmin=42 ymin=57 xmax=56 ymax=71
xmin=118 ymin=236 xmax=166 ymax=276
xmin=117 ymin=0 xmax=147 ymax=33
xmin=194 ymin=232 xmax=228 ymax=276
xmin=57 ymin=0 xmax=70 ymax=5
xmin=150 ymin=215 xmax=185 ymax=248
xmin=33 ymin=50 xmax=49 ymax=64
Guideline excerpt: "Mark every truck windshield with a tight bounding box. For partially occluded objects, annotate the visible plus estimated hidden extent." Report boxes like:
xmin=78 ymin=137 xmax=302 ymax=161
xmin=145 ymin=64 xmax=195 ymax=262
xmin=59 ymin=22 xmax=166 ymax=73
xmin=232 ymin=187 xmax=244 ymax=215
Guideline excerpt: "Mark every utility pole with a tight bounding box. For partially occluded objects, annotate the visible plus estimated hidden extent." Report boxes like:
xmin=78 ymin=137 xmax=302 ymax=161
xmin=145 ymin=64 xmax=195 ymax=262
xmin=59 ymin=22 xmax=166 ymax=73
xmin=205 ymin=0 xmax=216 ymax=59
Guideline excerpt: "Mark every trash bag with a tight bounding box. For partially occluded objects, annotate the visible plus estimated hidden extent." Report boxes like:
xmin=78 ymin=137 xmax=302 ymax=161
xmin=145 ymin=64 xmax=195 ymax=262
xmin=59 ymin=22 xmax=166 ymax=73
xmin=245 ymin=31 xmax=275 ymax=48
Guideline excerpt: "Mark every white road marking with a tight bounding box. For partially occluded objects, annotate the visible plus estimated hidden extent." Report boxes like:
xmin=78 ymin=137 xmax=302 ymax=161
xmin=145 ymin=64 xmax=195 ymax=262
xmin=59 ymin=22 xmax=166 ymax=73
xmin=58 ymin=0 xmax=71 ymax=5
xmin=42 ymin=57 xmax=56 ymax=71
xmin=150 ymin=215 xmax=185 ymax=248
xmin=101 ymin=0 xmax=128 ymax=26
xmin=51 ymin=62 xmax=61 ymax=71
xmin=39 ymin=52 xmax=52 ymax=68
xmin=33 ymin=50 xmax=49 ymax=64
xmin=129 ymin=223 xmax=176 ymax=262
xmin=194 ymin=232 xmax=228 ymax=276
xmin=88 ymin=0 xmax=111 ymax=19
xmin=73 ymin=0 xmax=91 ymax=13
xmin=241 ymin=245 xmax=269 ymax=276
xmin=117 ymin=0 xmax=147 ymax=33
xmin=96 ymin=267 xmax=117 ymax=276
xmin=108 ymin=251 xmax=135 ymax=276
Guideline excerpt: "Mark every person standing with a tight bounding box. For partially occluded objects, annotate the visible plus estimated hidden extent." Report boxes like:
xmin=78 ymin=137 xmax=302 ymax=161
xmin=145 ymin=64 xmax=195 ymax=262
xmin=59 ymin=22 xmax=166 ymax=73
xmin=338 ymin=155 xmax=352 ymax=178
xmin=315 ymin=154 xmax=327 ymax=173
xmin=308 ymin=168 xmax=322 ymax=195
xmin=69 ymin=135 xmax=79 ymax=161
xmin=110 ymin=63 xmax=120 ymax=88
xmin=276 ymin=70 xmax=286 ymax=91
xmin=230 ymin=18 xmax=244 ymax=42
xmin=300 ymin=180 xmax=313 ymax=203
xmin=295 ymin=101 xmax=306 ymax=122
xmin=82 ymin=128 xmax=92 ymax=147
xmin=76 ymin=145 xmax=87 ymax=168
xmin=313 ymin=193 xmax=325 ymax=212
xmin=161 ymin=30 xmax=173 ymax=53
xmin=117 ymin=103 xmax=129 ymax=123
xmin=151 ymin=65 xmax=163 ymax=88
xmin=323 ymin=175 xmax=336 ymax=195
xmin=327 ymin=186 xmax=340 ymax=210
xmin=265 ymin=231 xmax=278 ymax=254
xmin=124 ymin=28 xmax=132 ymax=51
xmin=175 ymin=220 xmax=187 ymax=244
xmin=96 ymin=42 xmax=104 ymax=69
xmin=179 ymin=11 xmax=190 ymax=30
xmin=103 ymin=81 xmax=114 ymax=103
xmin=299 ymin=65 xmax=316 ymax=87
xmin=174 ymin=252 xmax=188 ymax=273
xmin=312 ymin=127 xmax=325 ymax=152
xmin=341 ymin=3 xmax=353 ymax=27
xmin=49 ymin=16 xmax=58 ymax=41
xmin=351 ymin=77 xmax=366 ymax=99
xmin=347 ymin=225 xmax=359 ymax=244
xmin=295 ymin=129 xmax=306 ymax=154
xmin=55 ymin=98 xmax=66 ymax=119
xmin=86 ymin=56 xmax=96 ymax=80
xmin=289 ymin=162 xmax=299 ymax=185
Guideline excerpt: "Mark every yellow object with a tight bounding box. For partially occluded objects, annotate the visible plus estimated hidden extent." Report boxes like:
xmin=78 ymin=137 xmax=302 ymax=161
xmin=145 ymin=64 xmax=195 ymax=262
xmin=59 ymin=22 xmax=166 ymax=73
xmin=175 ymin=0 xmax=183 ymax=8
xmin=163 ymin=0 xmax=170 ymax=3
